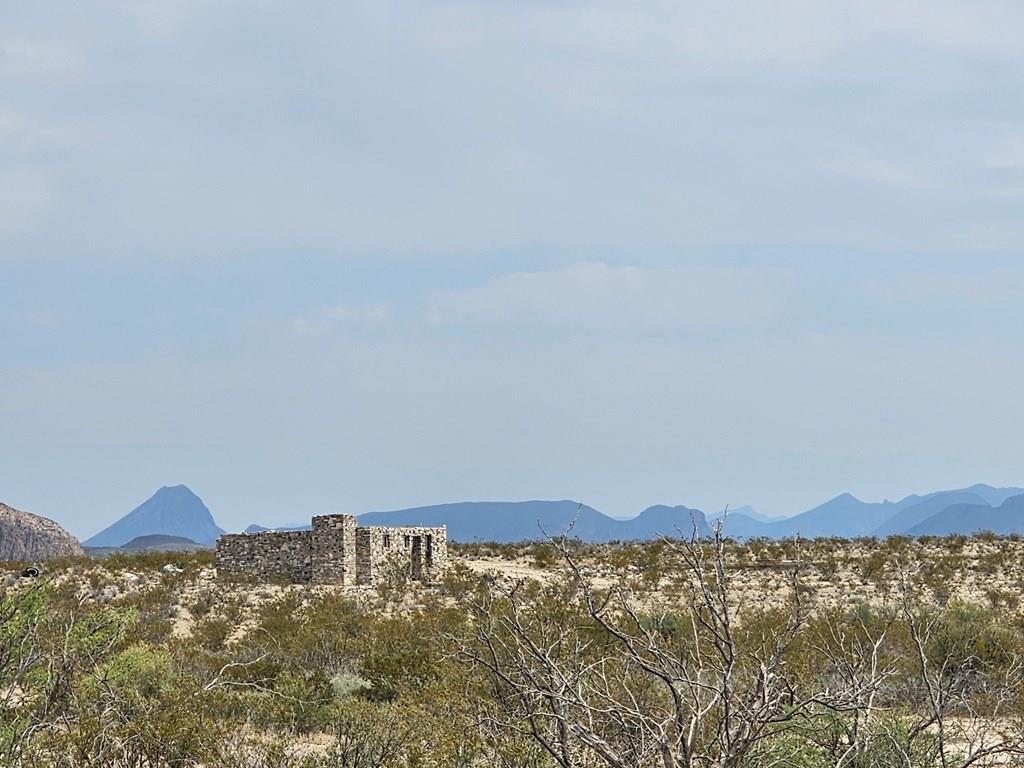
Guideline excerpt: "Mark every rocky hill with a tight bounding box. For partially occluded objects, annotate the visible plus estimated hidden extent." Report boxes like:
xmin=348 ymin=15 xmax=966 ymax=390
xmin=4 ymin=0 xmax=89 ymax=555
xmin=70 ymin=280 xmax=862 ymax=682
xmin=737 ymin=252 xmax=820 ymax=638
xmin=0 ymin=502 xmax=84 ymax=562
xmin=121 ymin=534 xmax=208 ymax=552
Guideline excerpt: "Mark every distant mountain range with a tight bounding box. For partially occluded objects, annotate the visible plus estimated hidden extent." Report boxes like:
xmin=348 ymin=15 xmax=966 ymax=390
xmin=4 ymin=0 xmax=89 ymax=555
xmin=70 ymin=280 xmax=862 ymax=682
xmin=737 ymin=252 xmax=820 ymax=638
xmin=244 ymin=501 xmax=712 ymax=542
xmin=906 ymin=495 xmax=1024 ymax=537
xmin=871 ymin=491 xmax=987 ymax=538
xmin=84 ymin=485 xmax=224 ymax=547
xmin=360 ymin=501 xmax=711 ymax=542
xmin=252 ymin=484 xmax=1024 ymax=543
xmin=77 ymin=482 xmax=1024 ymax=547
xmin=244 ymin=523 xmax=308 ymax=534
xmin=713 ymin=484 xmax=1024 ymax=541
xmin=707 ymin=506 xmax=785 ymax=524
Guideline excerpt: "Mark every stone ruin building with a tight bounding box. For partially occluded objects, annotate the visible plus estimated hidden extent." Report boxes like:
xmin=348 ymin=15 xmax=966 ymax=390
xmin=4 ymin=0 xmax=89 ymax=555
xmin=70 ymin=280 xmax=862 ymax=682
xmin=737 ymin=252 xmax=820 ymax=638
xmin=215 ymin=514 xmax=447 ymax=586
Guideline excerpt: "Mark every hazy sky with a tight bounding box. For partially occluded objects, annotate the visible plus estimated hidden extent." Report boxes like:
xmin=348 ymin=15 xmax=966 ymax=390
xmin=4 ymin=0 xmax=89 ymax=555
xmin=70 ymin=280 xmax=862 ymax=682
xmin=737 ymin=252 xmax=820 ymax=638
xmin=3 ymin=2 xmax=1024 ymax=538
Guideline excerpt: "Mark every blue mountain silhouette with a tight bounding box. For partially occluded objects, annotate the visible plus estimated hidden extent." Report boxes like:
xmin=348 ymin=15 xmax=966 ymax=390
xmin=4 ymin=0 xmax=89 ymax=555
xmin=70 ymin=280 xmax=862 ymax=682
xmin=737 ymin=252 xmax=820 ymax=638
xmin=85 ymin=485 xmax=224 ymax=547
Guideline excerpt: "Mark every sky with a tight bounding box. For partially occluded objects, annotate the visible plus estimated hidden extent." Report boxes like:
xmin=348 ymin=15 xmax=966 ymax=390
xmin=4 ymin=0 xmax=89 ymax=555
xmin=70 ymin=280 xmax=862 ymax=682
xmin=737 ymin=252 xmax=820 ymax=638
xmin=2 ymin=1 xmax=1024 ymax=538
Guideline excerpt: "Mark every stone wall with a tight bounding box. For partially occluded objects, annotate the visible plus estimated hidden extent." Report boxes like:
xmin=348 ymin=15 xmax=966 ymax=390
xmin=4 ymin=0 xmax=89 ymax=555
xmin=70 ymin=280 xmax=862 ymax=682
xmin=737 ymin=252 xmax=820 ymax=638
xmin=216 ymin=531 xmax=313 ymax=583
xmin=355 ymin=527 xmax=373 ymax=585
xmin=358 ymin=526 xmax=447 ymax=585
xmin=216 ymin=520 xmax=447 ymax=586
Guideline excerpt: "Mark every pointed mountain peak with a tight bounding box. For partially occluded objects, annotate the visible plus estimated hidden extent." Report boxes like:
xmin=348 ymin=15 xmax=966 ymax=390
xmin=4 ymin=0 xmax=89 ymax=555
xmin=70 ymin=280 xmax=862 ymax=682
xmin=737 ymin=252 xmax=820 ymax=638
xmin=826 ymin=492 xmax=862 ymax=505
xmin=156 ymin=484 xmax=197 ymax=497
xmin=84 ymin=485 xmax=224 ymax=548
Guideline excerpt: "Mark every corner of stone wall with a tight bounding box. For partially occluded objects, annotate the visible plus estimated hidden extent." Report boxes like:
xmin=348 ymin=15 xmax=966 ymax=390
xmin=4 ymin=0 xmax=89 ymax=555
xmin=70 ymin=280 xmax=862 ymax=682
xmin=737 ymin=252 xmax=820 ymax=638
xmin=311 ymin=514 xmax=358 ymax=585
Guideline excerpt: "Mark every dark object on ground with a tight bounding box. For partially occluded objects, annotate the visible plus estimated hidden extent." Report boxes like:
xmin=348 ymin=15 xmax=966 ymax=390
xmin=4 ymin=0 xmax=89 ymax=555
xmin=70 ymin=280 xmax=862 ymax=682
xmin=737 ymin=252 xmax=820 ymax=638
xmin=20 ymin=567 xmax=40 ymax=578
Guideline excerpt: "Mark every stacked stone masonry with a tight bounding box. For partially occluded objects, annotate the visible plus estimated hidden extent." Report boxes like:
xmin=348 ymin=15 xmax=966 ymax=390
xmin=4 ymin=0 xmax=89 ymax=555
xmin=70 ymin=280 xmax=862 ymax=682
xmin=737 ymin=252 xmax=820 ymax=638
xmin=216 ymin=514 xmax=447 ymax=586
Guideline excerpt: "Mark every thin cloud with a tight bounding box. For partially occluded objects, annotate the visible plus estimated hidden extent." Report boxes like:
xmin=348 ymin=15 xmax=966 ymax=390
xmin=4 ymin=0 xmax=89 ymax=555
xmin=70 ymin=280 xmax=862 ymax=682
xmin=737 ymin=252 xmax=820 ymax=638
xmin=0 ymin=40 xmax=82 ymax=83
xmin=4 ymin=2 xmax=1024 ymax=258
xmin=863 ymin=269 xmax=1024 ymax=304
xmin=429 ymin=263 xmax=790 ymax=334
xmin=291 ymin=303 xmax=396 ymax=333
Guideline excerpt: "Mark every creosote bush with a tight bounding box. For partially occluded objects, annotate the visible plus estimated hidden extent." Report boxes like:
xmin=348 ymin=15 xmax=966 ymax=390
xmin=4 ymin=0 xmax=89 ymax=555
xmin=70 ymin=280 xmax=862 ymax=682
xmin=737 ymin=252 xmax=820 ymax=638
xmin=4 ymin=534 xmax=1024 ymax=766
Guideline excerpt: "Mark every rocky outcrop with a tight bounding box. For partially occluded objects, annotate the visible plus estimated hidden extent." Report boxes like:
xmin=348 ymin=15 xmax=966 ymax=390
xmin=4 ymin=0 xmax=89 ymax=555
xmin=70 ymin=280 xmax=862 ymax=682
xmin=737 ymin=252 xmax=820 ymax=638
xmin=0 ymin=503 xmax=83 ymax=562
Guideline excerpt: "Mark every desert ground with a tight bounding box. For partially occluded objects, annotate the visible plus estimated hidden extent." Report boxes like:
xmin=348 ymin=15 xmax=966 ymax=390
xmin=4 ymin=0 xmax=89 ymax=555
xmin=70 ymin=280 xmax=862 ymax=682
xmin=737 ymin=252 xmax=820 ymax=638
xmin=5 ymin=535 xmax=1024 ymax=767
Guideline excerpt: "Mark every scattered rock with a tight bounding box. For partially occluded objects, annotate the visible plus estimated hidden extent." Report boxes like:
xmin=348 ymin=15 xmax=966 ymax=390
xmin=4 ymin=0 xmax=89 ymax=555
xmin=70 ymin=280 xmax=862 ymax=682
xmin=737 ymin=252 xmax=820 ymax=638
xmin=99 ymin=585 xmax=120 ymax=601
